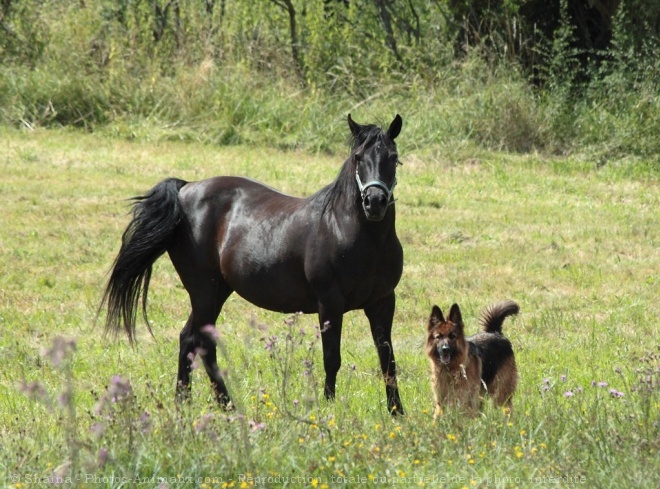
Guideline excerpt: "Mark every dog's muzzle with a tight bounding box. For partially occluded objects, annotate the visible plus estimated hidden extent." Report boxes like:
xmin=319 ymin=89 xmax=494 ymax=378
xmin=438 ymin=344 xmax=452 ymax=365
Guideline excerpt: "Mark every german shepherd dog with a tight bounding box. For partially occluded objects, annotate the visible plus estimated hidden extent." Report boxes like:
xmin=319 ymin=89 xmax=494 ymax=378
xmin=426 ymin=300 xmax=519 ymax=418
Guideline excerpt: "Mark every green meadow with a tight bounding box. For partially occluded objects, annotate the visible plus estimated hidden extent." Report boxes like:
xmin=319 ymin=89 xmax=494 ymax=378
xmin=0 ymin=125 xmax=658 ymax=488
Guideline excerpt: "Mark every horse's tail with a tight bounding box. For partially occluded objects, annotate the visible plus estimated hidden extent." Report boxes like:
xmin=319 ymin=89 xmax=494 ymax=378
xmin=99 ymin=177 xmax=188 ymax=343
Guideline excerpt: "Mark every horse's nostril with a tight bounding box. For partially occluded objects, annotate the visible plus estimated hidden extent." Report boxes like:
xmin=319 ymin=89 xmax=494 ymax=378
xmin=363 ymin=192 xmax=388 ymax=213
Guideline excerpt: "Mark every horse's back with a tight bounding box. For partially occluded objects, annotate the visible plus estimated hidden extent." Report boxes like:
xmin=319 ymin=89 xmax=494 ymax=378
xmin=180 ymin=175 xmax=305 ymax=208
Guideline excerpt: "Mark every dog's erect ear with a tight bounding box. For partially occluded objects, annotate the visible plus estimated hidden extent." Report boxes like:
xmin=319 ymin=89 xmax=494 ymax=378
xmin=428 ymin=305 xmax=445 ymax=329
xmin=448 ymin=303 xmax=463 ymax=326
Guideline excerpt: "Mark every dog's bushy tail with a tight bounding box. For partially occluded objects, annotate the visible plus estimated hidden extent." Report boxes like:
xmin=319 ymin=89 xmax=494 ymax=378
xmin=480 ymin=300 xmax=519 ymax=333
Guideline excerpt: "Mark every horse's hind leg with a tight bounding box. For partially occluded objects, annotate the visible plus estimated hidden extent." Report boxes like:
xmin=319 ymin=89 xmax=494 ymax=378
xmin=176 ymin=316 xmax=195 ymax=403
xmin=365 ymin=292 xmax=405 ymax=415
xmin=198 ymin=315 xmax=233 ymax=408
xmin=175 ymin=279 xmax=233 ymax=408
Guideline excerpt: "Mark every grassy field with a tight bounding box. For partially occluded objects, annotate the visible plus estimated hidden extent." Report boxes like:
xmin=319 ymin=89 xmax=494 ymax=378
xmin=0 ymin=125 xmax=658 ymax=488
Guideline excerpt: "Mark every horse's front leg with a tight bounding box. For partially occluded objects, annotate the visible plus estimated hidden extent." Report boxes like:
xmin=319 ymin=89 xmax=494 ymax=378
xmin=317 ymin=295 xmax=345 ymax=401
xmin=365 ymin=292 xmax=404 ymax=415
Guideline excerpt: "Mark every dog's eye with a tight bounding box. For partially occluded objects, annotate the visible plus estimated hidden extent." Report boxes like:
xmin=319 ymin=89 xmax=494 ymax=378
xmin=433 ymin=333 xmax=441 ymax=340
xmin=449 ymin=333 xmax=456 ymax=340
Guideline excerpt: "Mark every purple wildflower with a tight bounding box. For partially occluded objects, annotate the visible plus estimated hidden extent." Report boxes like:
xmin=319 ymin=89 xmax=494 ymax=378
xmin=57 ymin=388 xmax=73 ymax=409
xmin=194 ymin=413 xmax=214 ymax=434
xmin=52 ymin=461 xmax=71 ymax=483
xmin=597 ymin=381 xmax=608 ymax=388
xmin=541 ymin=378 xmax=551 ymax=391
xmin=41 ymin=337 xmax=76 ymax=367
xmin=201 ymin=325 xmax=219 ymax=342
xmin=249 ymin=420 xmax=266 ymax=432
xmin=107 ymin=375 xmax=132 ymax=402
xmin=187 ymin=351 xmax=199 ymax=370
xmin=18 ymin=380 xmax=51 ymax=404
xmin=90 ymin=422 xmax=106 ymax=440
xmin=564 ymin=391 xmax=574 ymax=398
xmin=302 ymin=359 xmax=313 ymax=376
xmin=97 ymin=447 xmax=110 ymax=468
xmin=610 ymin=389 xmax=624 ymax=398
xmin=264 ymin=336 xmax=277 ymax=353
xmin=284 ymin=317 xmax=294 ymax=326
xmin=249 ymin=317 xmax=269 ymax=332
xmin=139 ymin=410 xmax=152 ymax=433
xmin=561 ymin=375 xmax=567 ymax=382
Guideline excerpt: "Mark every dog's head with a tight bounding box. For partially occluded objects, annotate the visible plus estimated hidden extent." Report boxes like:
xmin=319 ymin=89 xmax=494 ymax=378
xmin=426 ymin=303 xmax=467 ymax=366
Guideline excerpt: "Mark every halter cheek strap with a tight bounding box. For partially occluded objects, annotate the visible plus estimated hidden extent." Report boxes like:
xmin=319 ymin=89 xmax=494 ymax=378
xmin=355 ymin=169 xmax=397 ymax=206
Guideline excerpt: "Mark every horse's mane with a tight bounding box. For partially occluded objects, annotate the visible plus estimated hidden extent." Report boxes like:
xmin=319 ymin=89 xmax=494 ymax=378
xmin=318 ymin=124 xmax=385 ymax=215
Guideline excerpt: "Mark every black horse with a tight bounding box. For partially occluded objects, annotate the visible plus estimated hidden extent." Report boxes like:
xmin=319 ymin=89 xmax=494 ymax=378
xmin=100 ymin=114 xmax=405 ymax=414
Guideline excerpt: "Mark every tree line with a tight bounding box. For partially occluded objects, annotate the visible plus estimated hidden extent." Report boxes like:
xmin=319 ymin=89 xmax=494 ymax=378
xmin=1 ymin=0 xmax=658 ymax=89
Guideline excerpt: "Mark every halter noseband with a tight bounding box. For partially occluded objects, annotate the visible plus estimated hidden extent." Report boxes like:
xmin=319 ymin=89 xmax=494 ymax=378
xmin=355 ymin=168 xmax=397 ymax=206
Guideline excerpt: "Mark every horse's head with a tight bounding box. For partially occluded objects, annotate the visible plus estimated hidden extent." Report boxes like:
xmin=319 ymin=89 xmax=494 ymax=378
xmin=348 ymin=114 xmax=402 ymax=221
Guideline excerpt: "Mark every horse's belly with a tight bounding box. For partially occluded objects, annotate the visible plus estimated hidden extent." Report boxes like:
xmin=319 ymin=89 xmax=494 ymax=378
xmin=224 ymin=260 xmax=318 ymax=314
xmin=236 ymin=290 xmax=318 ymax=314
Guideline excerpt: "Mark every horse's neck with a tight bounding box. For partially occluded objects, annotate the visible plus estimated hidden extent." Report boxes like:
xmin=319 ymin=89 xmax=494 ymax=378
xmin=325 ymin=203 xmax=397 ymax=243
xmin=313 ymin=175 xmax=397 ymax=238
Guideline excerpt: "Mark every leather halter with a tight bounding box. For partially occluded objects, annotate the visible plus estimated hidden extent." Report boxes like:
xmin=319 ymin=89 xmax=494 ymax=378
xmin=355 ymin=168 xmax=397 ymax=206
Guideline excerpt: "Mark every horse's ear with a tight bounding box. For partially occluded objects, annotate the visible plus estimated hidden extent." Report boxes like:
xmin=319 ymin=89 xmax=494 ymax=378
xmin=347 ymin=113 xmax=361 ymax=137
xmin=387 ymin=114 xmax=402 ymax=141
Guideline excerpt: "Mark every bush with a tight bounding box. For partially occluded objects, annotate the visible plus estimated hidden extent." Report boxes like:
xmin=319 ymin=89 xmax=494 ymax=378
xmin=0 ymin=0 xmax=658 ymax=160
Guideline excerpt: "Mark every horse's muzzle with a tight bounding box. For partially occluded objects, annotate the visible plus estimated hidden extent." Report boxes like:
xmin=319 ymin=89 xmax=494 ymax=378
xmin=362 ymin=188 xmax=389 ymax=221
xmin=355 ymin=168 xmax=396 ymax=221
